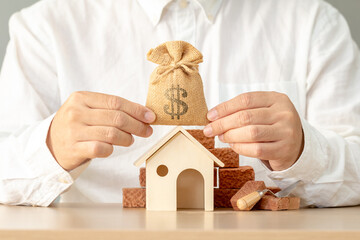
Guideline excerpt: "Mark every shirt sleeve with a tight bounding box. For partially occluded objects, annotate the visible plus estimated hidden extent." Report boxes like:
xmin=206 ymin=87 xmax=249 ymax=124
xmin=265 ymin=2 xmax=360 ymax=207
xmin=0 ymin=7 xmax=73 ymax=206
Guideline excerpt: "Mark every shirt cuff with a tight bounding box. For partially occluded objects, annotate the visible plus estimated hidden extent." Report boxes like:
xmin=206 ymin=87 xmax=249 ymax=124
xmin=27 ymin=114 xmax=74 ymax=206
xmin=265 ymin=118 xmax=328 ymax=184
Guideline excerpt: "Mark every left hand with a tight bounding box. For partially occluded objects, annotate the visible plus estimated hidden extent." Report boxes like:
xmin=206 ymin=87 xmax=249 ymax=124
xmin=203 ymin=91 xmax=304 ymax=171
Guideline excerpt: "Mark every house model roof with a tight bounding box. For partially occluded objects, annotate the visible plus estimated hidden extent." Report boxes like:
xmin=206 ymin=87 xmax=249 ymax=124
xmin=133 ymin=126 xmax=225 ymax=168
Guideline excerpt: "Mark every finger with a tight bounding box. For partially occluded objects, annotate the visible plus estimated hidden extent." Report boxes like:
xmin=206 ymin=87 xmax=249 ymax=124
xmin=70 ymin=91 xmax=156 ymax=123
xmin=203 ymin=108 xmax=273 ymax=137
xmin=83 ymin=109 xmax=153 ymax=137
xmin=219 ymin=125 xmax=282 ymax=143
xmin=75 ymin=141 xmax=114 ymax=160
xmin=230 ymin=141 xmax=284 ymax=161
xmin=207 ymin=91 xmax=280 ymax=121
xmin=77 ymin=126 xmax=134 ymax=147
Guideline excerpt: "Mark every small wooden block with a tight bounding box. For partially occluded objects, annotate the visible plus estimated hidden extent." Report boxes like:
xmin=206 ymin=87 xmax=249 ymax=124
xmin=140 ymin=167 xmax=217 ymax=188
xmin=230 ymin=181 xmax=266 ymax=211
xmin=122 ymin=188 xmax=146 ymax=208
xmin=139 ymin=168 xmax=146 ymax=188
xmin=187 ymin=129 xmax=215 ymax=149
xmin=214 ymin=188 xmax=239 ymax=208
xmin=209 ymin=148 xmax=239 ymax=168
xmin=266 ymin=186 xmax=281 ymax=195
xmin=255 ymin=195 xmax=300 ymax=211
xmin=219 ymin=166 xmax=255 ymax=189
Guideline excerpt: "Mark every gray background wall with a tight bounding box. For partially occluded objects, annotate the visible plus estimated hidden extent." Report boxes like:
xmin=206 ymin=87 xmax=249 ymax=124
xmin=0 ymin=0 xmax=360 ymax=66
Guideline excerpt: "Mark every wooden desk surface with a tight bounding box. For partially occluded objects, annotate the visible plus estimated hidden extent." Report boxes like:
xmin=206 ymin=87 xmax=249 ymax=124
xmin=1 ymin=203 xmax=360 ymax=240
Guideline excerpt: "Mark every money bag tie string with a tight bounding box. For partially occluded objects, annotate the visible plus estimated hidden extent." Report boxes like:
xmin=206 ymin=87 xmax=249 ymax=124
xmin=152 ymin=62 xmax=199 ymax=84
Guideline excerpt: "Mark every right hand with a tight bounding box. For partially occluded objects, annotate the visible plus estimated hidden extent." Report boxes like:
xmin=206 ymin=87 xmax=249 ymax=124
xmin=46 ymin=91 xmax=156 ymax=171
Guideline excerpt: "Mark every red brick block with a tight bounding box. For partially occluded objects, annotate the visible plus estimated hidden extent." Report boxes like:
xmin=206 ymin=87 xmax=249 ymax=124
xmin=219 ymin=166 xmax=255 ymax=189
xmin=214 ymin=168 xmax=218 ymax=187
xmin=255 ymin=195 xmax=300 ymax=211
xmin=139 ymin=168 xmax=146 ymax=187
xmin=288 ymin=197 xmax=301 ymax=210
xmin=230 ymin=181 xmax=266 ymax=211
xmin=187 ymin=129 xmax=215 ymax=149
xmin=266 ymin=186 xmax=281 ymax=195
xmin=122 ymin=188 xmax=146 ymax=208
xmin=214 ymin=188 xmax=239 ymax=208
xmin=210 ymin=148 xmax=239 ymax=168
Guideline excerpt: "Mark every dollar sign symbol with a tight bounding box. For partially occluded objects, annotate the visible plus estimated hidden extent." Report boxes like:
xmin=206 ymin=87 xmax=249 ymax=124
xmin=164 ymin=84 xmax=189 ymax=120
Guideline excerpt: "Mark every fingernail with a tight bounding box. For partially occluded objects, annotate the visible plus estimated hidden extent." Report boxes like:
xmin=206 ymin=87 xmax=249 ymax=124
xmin=145 ymin=111 xmax=156 ymax=123
xmin=229 ymin=143 xmax=234 ymax=147
xmin=146 ymin=127 xmax=153 ymax=137
xmin=219 ymin=134 xmax=224 ymax=142
xmin=203 ymin=125 xmax=213 ymax=136
xmin=207 ymin=109 xmax=218 ymax=121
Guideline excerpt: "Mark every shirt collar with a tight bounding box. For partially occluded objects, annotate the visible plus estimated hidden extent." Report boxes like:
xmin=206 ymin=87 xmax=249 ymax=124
xmin=137 ymin=0 xmax=222 ymax=26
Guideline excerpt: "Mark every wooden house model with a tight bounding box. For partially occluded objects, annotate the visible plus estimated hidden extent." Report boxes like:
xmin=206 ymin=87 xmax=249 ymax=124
xmin=134 ymin=126 xmax=224 ymax=211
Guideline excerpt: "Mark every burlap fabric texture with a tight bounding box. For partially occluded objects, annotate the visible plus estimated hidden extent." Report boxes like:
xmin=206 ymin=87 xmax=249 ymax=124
xmin=146 ymin=41 xmax=209 ymax=125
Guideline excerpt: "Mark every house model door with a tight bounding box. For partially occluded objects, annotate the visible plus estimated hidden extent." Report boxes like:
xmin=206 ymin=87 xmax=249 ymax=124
xmin=177 ymin=169 xmax=205 ymax=209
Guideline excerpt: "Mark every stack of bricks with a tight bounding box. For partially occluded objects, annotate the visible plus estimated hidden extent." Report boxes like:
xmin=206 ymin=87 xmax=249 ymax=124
xmin=123 ymin=129 xmax=300 ymax=210
xmin=181 ymin=129 xmax=255 ymax=209
xmin=190 ymin=130 xmax=300 ymax=211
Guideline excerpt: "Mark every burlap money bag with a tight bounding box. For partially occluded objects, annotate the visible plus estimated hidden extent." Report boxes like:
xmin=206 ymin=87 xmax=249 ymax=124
xmin=146 ymin=41 xmax=209 ymax=125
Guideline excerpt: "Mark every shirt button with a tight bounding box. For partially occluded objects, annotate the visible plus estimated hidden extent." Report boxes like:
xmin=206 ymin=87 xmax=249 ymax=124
xmin=207 ymin=14 xmax=214 ymax=21
xmin=269 ymin=175 xmax=283 ymax=180
xmin=179 ymin=0 xmax=188 ymax=9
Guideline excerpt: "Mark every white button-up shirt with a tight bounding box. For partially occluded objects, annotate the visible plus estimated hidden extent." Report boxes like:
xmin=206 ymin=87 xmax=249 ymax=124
xmin=1 ymin=0 xmax=360 ymax=207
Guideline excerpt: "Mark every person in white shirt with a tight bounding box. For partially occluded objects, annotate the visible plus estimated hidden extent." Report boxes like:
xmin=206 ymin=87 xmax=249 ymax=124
xmin=0 ymin=0 xmax=359 ymax=207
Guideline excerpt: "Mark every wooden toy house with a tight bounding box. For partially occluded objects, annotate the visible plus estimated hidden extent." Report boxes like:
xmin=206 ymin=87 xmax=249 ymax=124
xmin=133 ymin=126 xmax=224 ymax=211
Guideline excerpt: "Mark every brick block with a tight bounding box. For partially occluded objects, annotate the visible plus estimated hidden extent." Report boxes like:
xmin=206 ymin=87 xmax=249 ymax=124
xmin=255 ymin=195 xmax=300 ymax=211
xmin=219 ymin=166 xmax=255 ymax=189
xmin=210 ymin=148 xmax=239 ymax=168
xmin=139 ymin=167 xmax=146 ymax=187
xmin=230 ymin=181 xmax=266 ymax=211
xmin=288 ymin=197 xmax=301 ymax=210
xmin=266 ymin=186 xmax=281 ymax=195
xmin=122 ymin=188 xmax=146 ymax=208
xmin=187 ymin=129 xmax=215 ymax=149
xmin=214 ymin=189 xmax=239 ymax=208
xmin=214 ymin=168 xmax=218 ymax=187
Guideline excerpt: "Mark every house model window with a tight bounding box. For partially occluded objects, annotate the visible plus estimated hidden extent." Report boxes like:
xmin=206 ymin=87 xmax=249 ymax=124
xmin=157 ymin=165 xmax=168 ymax=177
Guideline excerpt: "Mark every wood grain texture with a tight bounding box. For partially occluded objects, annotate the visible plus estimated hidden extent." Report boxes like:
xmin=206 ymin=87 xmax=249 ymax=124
xmin=1 ymin=203 xmax=360 ymax=240
xmin=145 ymin=132 xmax=214 ymax=211
xmin=139 ymin=167 xmax=218 ymax=188
xmin=2 ymin=230 xmax=360 ymax=240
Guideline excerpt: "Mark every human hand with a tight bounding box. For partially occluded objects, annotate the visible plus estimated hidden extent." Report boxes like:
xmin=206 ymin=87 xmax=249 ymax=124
xmin=203 ymin=91 xmax=304 ymax=171
xmin=46 ymin=91 xmax=156 ymax=171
